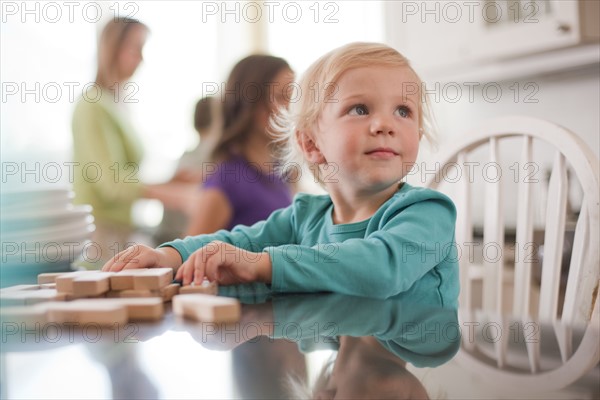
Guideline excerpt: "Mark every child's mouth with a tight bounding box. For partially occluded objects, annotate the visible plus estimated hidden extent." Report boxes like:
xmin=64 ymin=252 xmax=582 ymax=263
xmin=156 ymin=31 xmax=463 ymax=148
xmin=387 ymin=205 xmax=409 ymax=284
xmin=365 ymin=148 xmax=398 ymax=158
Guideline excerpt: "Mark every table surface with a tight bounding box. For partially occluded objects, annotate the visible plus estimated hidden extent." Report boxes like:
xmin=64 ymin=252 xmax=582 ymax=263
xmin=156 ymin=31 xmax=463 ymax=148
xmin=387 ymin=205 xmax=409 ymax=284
xmin=1 ymin=287 xmax=598 ymax=400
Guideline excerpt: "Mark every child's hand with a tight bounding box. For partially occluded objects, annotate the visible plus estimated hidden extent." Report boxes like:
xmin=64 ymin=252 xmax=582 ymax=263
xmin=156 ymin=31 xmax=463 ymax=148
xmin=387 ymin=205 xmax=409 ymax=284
xmin=175 ymin=240 xmax=272 ymax=286
xmin=102 ymin=245 xmax=182 ymax=272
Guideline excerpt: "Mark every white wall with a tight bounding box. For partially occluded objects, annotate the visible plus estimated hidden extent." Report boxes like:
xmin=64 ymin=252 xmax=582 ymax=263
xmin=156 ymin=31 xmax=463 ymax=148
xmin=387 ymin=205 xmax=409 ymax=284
xmin=383 ymin=0 xmax=600 ymax=228
xmin=414 ymin=66 xmax=599 ymax=229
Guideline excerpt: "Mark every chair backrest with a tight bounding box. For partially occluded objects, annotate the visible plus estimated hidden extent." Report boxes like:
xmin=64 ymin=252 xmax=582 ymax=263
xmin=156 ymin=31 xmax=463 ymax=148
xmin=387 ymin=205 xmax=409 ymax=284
xmin=425 ymin=116 xmax=599 ymax=390
xmin=426 ymin=116 xmax=599 ymax=324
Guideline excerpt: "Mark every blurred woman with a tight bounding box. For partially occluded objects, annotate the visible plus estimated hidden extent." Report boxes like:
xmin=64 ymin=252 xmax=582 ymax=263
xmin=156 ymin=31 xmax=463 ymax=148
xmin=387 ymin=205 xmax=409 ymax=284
xmin=72 ymin=17 xmax=191 ymax=264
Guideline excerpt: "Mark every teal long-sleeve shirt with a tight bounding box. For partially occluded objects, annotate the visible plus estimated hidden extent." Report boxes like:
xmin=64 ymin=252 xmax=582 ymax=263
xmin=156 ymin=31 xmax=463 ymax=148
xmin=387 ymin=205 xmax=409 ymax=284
xmin=162 ymin=183 xmax=459 ymax=306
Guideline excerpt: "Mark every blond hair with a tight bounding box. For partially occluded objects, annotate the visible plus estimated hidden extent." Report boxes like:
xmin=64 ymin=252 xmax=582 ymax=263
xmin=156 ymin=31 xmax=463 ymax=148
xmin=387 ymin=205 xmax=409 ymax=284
xmin=95 ymin=17 xmax=148 ymax=89
xmin=271 ymin=42 xmax=436 ymax=185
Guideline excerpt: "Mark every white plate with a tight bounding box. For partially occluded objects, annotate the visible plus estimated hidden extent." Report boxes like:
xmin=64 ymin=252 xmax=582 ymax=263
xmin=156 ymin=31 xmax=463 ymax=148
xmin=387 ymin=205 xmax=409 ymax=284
xmin=0 ymin=205 xmax=93 ymax=226
xmin=1 ymin=188 xmax=72 ymax=206
xmin=3 ymin=222 xmax=95 ymax=245
xmin=1 ymin=191 xmax=75 ymax=213
xmin=1 ymin=239 xmax=93 ymax=266
xmin=2 ymin=215 xmax=95 ymax=241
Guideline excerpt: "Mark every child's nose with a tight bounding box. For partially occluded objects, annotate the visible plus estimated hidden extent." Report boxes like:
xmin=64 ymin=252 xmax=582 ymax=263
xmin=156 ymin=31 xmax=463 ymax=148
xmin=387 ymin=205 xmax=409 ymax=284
xmin=370 ymin=115 xmax=395 ymax=135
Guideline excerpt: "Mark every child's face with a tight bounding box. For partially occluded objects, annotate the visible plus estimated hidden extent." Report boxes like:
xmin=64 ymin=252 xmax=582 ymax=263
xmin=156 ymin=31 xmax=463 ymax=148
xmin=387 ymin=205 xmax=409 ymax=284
xmin=309 ymin=66 xmax=420 ymax=193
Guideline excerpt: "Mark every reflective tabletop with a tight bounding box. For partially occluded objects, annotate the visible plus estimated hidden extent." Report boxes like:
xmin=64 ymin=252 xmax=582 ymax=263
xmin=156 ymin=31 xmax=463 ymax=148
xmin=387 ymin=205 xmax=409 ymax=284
xmin=1 ymin=285 xmax=598 ymax=399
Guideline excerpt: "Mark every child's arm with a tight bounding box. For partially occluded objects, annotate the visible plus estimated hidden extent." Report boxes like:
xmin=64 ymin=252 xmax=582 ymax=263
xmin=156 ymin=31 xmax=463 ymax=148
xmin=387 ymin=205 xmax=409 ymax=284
xmin=104 ymin=202 xmax=296 ymax=276
xmin=160 ymin=202 xmax=296 ymax=260
xmin=266 ymin=196 xmax=457 ymax=300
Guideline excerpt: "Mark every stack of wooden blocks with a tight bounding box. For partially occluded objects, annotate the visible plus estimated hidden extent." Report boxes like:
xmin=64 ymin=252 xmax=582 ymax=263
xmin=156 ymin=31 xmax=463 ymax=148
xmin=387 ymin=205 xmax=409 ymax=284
xmin=0 ymin=269 xmax=240 ymax=327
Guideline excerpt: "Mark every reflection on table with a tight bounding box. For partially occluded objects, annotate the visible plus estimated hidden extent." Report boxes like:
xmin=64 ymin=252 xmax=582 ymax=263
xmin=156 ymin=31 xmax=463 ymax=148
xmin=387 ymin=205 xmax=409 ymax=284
xmin=1 ymin=285 xmax=598 ymax=399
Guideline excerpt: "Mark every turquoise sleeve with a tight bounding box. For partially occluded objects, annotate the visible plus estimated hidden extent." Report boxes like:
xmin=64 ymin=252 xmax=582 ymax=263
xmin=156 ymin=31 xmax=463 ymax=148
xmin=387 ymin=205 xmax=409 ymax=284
xmin=266 ymin=198 xmax=456 ymax=300
xmin=270 ymin=293 xmax=460 ymax=367
xmin=159 ymin=202 xmax=296 ymax=261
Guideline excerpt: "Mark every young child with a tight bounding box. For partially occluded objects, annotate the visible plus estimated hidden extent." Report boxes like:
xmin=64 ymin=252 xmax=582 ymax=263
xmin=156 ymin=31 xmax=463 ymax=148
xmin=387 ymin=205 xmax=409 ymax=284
xmin=103 ymin=42 xmax=459 ymax=306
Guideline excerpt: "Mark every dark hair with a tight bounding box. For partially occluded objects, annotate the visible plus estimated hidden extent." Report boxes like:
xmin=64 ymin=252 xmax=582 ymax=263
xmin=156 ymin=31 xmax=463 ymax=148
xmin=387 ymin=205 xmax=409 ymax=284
xmin=194 ymin=96 xmax=215 ymax=133
xmin=211 ymin=54 xmax=291 ymax=161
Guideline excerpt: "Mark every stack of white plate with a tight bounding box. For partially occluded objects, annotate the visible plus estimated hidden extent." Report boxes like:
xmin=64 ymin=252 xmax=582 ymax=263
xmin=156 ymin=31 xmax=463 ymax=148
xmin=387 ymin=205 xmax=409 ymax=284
xmin=0 ymin=187 xmax=95 ymax=286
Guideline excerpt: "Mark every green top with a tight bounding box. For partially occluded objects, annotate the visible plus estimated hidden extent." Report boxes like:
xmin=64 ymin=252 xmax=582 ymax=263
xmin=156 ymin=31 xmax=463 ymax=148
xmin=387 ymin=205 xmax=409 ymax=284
xmin=163 ymin=183 xmax=459 ymax=305
xmin=71 ymin=91 xmax=143 ymax=226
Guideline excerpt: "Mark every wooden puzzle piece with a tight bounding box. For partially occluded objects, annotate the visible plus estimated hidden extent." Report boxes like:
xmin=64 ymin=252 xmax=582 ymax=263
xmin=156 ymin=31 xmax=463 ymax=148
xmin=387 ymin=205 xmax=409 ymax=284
xmin=172 ymin=294 xmax=240 ymax=323
xmin=131 ymin=268 xmax=173 ymax=290
xmin=38 ymin=272 xmax=69 ymax=284
xmin=71 ymin=272 xmax=113 ymax=297
xmin=45 ymin=300 xmax=128 ymax=326
xmin=39 ymin=283 xmax=57 ymax=290
xmin=72 ymin=298 xmax=164 ymax=321
xmin=0 ymin=286 xmax=67 ymax=306
xmin=179 ymin=280 xmax=218 ymax=296
xmin=55 ymin=271 xmax=95 ymax=293
xmin=106 ymin=289 xmax=153 ymax=298
xmin=109 ymin=269 xmax=155 ymax=290
xmin=1 ymin=284 xmax=41 ymax=292
xmin=0 ymin=305 xmax=47 ymax=330
xmin=105 ymin=283 xmax=180 ymax=302
xmin=160 ymin=283 xmax=180 ymax=302
xmin=110 ymin=298 xmax=164 ymax=321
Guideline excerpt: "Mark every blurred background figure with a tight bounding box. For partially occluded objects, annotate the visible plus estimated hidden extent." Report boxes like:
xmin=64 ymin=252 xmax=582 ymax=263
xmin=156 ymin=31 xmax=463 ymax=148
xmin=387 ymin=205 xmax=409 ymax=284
xmin=72 ymin=17 xmax=194 ymax=266
xmin=291 ymin=337 xmax=430 ymax=400
xmin=233 ymin=337 xmax=307 ymax=400
xmin=185 ymin=54 xmax=295 ymax=235
xmin=154 ymin=96 xmax=222 ymax=243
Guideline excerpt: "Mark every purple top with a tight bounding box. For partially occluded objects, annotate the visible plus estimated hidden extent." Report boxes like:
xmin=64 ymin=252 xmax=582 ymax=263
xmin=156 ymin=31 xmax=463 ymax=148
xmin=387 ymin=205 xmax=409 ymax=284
xmin=202 ymin=155 xmax=292 ymax=230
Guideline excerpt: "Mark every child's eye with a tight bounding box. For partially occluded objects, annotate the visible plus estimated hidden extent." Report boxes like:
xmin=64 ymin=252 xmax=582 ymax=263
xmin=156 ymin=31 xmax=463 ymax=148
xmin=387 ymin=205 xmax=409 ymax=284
xmin=395 ymin=106 xmax=412 ymax=118
xmin=348 ymin=104 xmax=368 ymax=116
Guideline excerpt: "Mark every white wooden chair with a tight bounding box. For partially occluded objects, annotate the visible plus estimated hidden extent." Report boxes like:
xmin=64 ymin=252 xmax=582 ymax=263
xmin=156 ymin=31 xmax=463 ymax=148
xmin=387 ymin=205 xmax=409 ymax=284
xmin=426 ymin=116 xmax=599 ymax=393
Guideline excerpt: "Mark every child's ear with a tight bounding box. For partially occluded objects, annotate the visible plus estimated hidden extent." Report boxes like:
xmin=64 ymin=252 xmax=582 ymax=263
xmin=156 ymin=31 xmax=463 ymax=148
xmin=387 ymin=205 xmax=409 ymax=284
xmin=296 ymin=130 xmax=326 ymax=164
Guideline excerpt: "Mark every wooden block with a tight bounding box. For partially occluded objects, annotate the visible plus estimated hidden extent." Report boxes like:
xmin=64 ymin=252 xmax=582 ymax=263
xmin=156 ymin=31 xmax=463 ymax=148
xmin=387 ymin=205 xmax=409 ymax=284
xmin=109 ymin=269 xmax=153 ymax=290
xmin=107 ymin=298 xmax=164 ymax=321
xmin=1 ymin=284 xmax=40 ymax=292
xmin=132 ymin=268 xmax=173 ymax=290
xmin=172 ymin=294 xmax=240 ymax=323
xmin=0 ymin=288 xmax=67 ymax=306
xmin=45 ymin=301 xmax=128 ymax=326
xmin=39 ymin=283 xmax=57 ymax=290
xmin=38 ymin=272 xmax=69 ymax=284
xmin=0 ymin=305 xmax=47 ymax=330
xmin=106 ymin=289 xmax=153 ymax=298
xmin=55 ymin=271 xmax=95 ymax=293
xmin=106 ymin=283 xmax=179 ymax=303
xmin=25 ymin=290 xmax=68 ymax=305
xmin=71 ymin=273 xmax=113 ymax=297
xmin=61 ymin=298 xmax=164 ymax=321
xmin=117 ymin=298 xmax=164 ymax=321
xmin=179 ymin=280 xmax=218 ymax=296
xmin=160 ymin=283 xmax=180 ymax=302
